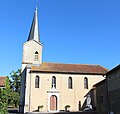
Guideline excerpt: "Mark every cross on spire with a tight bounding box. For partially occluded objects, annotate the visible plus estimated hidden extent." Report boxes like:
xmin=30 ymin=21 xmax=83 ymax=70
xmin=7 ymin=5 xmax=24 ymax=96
xmin=36 ymin=0 xmax=39 ymax=9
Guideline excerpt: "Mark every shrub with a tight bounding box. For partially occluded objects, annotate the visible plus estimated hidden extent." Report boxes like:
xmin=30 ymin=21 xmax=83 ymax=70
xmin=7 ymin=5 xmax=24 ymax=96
xmin=38 ymin=105 xmax=44 ymax=112
xmin=65 ymin=105 xmax=70 ymax=112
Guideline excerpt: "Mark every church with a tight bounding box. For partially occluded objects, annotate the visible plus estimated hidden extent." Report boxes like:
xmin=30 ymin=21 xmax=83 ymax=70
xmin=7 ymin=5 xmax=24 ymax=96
xmin=19 ymin=8 xmax=108 ymax=113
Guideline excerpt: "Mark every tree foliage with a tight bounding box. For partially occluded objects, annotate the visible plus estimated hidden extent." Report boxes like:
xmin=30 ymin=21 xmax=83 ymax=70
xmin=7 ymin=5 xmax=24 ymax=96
xmin=10 ymin=69 xmax=21 ymax=93
xmin=10 ymin=69 xmax=21 ymax=107
xmin=0 ymin=69 xmax=21 ymax=113
xmin=0 ymin=77 xmax=10 ymax=113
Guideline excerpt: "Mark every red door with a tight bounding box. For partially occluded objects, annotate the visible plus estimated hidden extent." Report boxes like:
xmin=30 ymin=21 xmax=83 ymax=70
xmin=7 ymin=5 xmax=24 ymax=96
xmin=50 ymin=95 xmax=57 ymax=111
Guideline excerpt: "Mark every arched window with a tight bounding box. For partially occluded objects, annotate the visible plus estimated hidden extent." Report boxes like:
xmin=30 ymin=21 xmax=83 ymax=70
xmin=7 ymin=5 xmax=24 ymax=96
xmin=52 ymin=76 xmax=56 ymax=88
xmin=35 ymin=76 xmax=39 ymax=88
xmin=68 ymin=77 xmax=72 ymax=89
xmin=34 ymin=51 xmax=39 ymax=61
xmin=84 ymin=77 xmax=88 ymax=89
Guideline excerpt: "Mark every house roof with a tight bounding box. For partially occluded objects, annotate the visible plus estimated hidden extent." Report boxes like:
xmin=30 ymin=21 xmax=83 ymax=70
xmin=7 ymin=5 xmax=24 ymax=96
xmin=0 ymin=76 xmax=6 ymax=87
xmin=105 ymin=64 xmax=120 ymax=75
xmin=31 ymin=62 xmax=108 ymax=75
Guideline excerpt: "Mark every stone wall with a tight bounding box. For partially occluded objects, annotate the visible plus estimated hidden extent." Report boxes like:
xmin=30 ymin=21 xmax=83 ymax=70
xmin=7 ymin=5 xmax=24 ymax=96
xmin=94 ymin=80 xmax=108 ymax=114
xmin=107 ymin=66 xmax=120 ymax=114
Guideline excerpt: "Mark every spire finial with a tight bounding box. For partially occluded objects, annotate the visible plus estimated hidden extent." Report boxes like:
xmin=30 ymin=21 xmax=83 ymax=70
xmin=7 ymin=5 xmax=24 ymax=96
xmin=36 ymin=0 xmax=38 ymax=9
xmin=27 ymin=2 xmax=40 ymax=42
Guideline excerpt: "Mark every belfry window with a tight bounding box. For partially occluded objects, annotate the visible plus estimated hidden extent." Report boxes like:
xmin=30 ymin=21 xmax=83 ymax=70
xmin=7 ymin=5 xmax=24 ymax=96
xmin=34 ymin=51 xmax=39 ymax=61
xmin=84 ymin=77 xmax=88 ymax=89
xmin=68 ymin=77 xmax=72 ymax=89
xmin=52 ymin=76 xmax=56 ymax=88
xmin=35 ymin=76 xmax=39 ymax=88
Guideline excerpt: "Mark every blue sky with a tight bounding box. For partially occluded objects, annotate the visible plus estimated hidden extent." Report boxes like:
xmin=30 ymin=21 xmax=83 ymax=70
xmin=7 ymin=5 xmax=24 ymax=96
xmin=0 ymin=0 xmax=120 ymax=76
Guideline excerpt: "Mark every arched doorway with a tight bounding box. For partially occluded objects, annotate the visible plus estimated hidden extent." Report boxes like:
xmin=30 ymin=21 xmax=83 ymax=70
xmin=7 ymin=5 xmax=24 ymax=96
xmin=50 ymin=95 xmax=57 ymax=111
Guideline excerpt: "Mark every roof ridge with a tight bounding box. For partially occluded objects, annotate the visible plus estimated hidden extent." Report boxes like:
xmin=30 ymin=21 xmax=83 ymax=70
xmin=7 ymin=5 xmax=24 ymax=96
xmin=42 ymin=62 xmax=101 ymax=66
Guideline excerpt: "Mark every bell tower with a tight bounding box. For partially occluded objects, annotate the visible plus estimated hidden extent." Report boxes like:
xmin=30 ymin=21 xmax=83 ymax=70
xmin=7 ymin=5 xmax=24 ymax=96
xmin=22 ymin=7 xmax=43 ymax=70
xmin=20 ymin=7 xmax=43 ymax=113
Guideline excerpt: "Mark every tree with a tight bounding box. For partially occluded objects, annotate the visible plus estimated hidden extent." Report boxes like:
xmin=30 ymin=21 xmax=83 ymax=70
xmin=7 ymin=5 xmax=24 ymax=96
xmin=10 ymin=69 xmax=21 ymax=107
xmin=10 ymin=69 xmax=21 ymax=93
xmin=0 ymin=77 xmax=11 ymax=113
xmin=0 ymin=69 xmax=21 ymax=113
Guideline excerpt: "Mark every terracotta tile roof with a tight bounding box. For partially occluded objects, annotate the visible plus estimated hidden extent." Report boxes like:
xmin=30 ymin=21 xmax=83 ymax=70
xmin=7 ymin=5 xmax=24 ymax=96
xmin=0 ymin=76 xmax=6 ymax=87
xmin=31 ymin=62 xmax=108 ymax=75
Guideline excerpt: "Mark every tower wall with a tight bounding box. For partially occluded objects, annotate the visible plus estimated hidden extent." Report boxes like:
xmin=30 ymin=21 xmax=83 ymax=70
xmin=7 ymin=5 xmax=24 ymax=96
xmin=22 ymin=40 xmax=42 ymax=70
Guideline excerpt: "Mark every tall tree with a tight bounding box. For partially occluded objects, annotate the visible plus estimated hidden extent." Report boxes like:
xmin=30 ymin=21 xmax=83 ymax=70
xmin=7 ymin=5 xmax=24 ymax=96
xmin=10 ymin=69 xmax=21 ymax=93
xmin=10 ymin=69 xmax=21 ymax=107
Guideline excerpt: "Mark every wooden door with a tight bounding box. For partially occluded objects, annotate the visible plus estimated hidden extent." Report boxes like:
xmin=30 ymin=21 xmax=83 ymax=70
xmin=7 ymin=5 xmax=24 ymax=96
xmin=50 ymin=95 xmax=57 ymax=111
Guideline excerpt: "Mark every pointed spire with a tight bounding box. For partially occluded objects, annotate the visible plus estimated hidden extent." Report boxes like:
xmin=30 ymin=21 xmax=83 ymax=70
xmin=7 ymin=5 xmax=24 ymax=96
xmin=27 ymin=7 xmax=40 ymax=42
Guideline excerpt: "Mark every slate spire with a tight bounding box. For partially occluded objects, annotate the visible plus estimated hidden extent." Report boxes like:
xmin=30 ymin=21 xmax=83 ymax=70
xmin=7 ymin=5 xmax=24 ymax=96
xmin=27 ymin=7 xmax=40 ymax=42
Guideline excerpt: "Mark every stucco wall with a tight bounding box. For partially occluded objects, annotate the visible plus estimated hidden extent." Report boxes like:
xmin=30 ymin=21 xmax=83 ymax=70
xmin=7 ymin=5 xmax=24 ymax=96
xmin=26 ymin=72 xmax=104 ymax=112
xmin=22 ymin=40 xmax=42 ymax=66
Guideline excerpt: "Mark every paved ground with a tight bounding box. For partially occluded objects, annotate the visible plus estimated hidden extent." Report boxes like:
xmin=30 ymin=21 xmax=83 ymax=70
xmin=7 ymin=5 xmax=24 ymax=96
xmin=26 ymin=112 xmax=97 ymax=114
xmin=8 ymin=111 xmax=97 ymax=114
xmin=8 ymin=108 xmax=97 ymax=114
